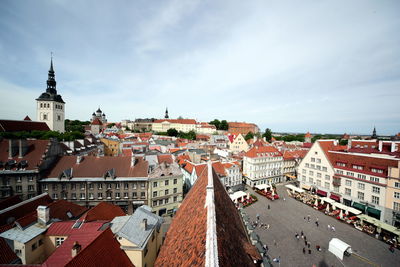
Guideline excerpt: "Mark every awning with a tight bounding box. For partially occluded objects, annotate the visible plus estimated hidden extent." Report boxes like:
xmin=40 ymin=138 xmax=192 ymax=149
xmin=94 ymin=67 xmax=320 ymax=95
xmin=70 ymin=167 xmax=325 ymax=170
xmin=302 ymin=184 xmax=311 ymax=190
xmin=330 ymin=193 xmax=341 ymax=202
xmin=320 ymin=197 xmax=335 ymax=204
xmin=285 ymin=184 xmax=305 ymax=193
xmin=316 ymin=189 xmax=327 ymax=197
xmin=255 ymin=184 xmax=271 ymax=191
xmin=367 ymin=207 xmax=381 ymax=217
xmin=352 ymin=202 xmax=366 ymax=212
xmin=285 ymin=174 xmax=296 ymax=179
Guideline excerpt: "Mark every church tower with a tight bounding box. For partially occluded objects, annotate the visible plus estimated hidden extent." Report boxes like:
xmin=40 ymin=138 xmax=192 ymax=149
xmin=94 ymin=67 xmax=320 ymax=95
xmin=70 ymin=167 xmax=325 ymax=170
xmin=36 ymin=57 xmax=65 ymax=132
xmin=165 ymin=107 xmax=169 ymax=119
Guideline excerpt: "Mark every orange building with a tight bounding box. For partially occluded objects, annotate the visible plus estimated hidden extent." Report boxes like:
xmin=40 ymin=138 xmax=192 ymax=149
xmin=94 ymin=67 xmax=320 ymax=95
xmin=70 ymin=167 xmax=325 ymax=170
xmin=228 ymin=122 xmax=260 ymax=135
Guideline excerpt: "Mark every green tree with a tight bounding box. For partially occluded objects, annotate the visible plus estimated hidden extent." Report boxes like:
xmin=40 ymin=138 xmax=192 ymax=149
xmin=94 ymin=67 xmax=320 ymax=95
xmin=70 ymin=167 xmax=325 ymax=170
xmin=167 ymin=128 xmax=178 ymax=137
xmin=209 ymin=119 xmax=221 ymax=130
xmin=107 ymin=123 xmax=116 ymax=128
xmin=339 ymin=139 xmax=348 ymax=146
xmin=244 ymin=131 xmax=254 ymax=141
xmin=262 ymin=128 xmax=272 ymax=142
xmin=220 ymin=120 xmax=228 ymax=130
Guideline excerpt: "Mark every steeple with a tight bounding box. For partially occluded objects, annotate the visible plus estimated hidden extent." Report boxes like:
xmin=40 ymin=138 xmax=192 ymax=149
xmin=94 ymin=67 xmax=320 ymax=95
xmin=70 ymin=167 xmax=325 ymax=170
xmin=46 ymin=55 xmax=57 ymax=95
xmin=165 ymin=107 xmax=169 ymax=119
xmin=372 ymin=126 xmax=377 ymax=139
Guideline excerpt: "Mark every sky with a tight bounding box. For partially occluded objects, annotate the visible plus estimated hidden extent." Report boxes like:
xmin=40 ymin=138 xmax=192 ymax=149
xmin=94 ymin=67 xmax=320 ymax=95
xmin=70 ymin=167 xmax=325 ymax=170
xmin=0 ymin=0 xmax=399 ymax=135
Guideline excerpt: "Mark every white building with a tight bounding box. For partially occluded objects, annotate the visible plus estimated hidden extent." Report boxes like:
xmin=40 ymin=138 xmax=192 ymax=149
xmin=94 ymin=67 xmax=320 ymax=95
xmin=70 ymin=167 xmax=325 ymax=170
xmin=36 ymin=58 xmax=65 ymax=133
xmin=152 ymin=119 xmax=197 ymax=133
xmin=243 ymin=145 xmax=283 ymax=186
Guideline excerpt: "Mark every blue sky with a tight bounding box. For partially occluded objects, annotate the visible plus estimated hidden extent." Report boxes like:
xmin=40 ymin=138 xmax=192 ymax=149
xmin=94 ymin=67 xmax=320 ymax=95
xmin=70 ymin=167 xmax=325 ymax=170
xmin=0 ymin=0 xmax=399 ymax=135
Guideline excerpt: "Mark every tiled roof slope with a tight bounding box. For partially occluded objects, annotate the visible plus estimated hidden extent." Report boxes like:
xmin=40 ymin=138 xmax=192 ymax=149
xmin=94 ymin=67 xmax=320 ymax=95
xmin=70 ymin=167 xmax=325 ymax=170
xmin=0 ymin=119 xmax=50 ymax=132
xmin=44 ymin=156 xmax=148 ymax=178
xmin=244 ymin=145 xmax=282 ymax=158
xmin=80 ymin=202 xmax=125 ymax=222
xmin=155 ymin=165 xmax=260 ymax=266
xmin=154 ymin=119 xmax=197 ymax=124
xmin=0 ymin=236 xmax=19 ymax=264
xmin=65 ymin=228 xmax=134 ymax=267
xmin=0 ymin=195 xmax=21 ymax=211
xmin=0 ymin=139 xmax=51 ymax=170
xmin=0 ymin=193 xmax=53 ymax=226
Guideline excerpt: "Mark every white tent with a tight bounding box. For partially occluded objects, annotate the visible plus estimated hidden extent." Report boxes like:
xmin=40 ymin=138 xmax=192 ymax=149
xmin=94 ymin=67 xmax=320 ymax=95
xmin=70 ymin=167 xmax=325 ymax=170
xmin=328 ymin=238 xmax=352 ymax=260
xmin=326 ymin=203 xmax=330 ymax=212
xmin=314 ymin=199 xmax=318 ymax=206
xmin=285 ymin=184 xmax=305 ymax=193
xmin=255 ymin=184 xmax=270 ymax=191
xmin=229 ymin=191 xmax=247 ymax=202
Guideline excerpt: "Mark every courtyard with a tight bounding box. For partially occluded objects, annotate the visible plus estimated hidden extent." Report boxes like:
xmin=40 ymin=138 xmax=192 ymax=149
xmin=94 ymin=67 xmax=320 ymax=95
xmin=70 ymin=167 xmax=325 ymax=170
xmin=243 ymin=183 xmax=400 ymax=267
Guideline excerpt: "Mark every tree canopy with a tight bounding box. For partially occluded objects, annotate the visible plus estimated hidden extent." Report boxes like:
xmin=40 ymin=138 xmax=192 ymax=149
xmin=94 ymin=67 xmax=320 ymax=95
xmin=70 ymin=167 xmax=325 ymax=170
xmin=245 ymin=131 xmax=254 ymax=141
xmin=262 ymin=128 xmax=272 ymax=142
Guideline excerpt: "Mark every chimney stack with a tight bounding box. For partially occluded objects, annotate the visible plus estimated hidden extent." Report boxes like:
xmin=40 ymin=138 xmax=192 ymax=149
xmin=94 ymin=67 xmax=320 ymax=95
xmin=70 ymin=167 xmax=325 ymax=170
xmin=76 ymin=155 xmax=83 ymax=164
xmin=37 ymin=206 xmax=50 ymax=225
xmin=131 ymin=155 xmax=136 ymax=167
xmin=71 ymin=241 xmax=81 ymax=257
xmin=141 ymin=218 xmax=147 ymax=230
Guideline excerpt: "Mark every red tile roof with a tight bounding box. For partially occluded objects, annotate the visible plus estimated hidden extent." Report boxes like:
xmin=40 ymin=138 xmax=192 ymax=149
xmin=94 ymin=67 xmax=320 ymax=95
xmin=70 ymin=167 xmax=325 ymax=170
xmin=283 ymin=150 xmax=308 ymax=160
xmin=44 ymin=156 xmax=148 ymax=178
xmin=0 ymin=237 xmax=19 ymax=264
xmin=0 ymin=139 xmax=51 ymax=170
xmin=0 ymin=195 xmax=22 ymax=211
xmin=0 ymin=193 xmax=53 ymax=226
xmin=0 ymin=119 xmax=50 ymax=132
xmin=46 ymin=221 xmax=76 ymax=236
xmin=23 ymin=116 xmax=31 ymax=121
xmin=244 ymin=145 xmax=282 ymax=158
xmin=155 ymin=165 xmax=260 ymax=266
xmin=91 ymin=118 xmax=102 ymax=126
xmin=157 ymin=154 xmax=173 ymax=164
xmin=305 ymin=132 xmax=312 ymax=138
xmin=80 ymin=202 xmax=125 ymax=222
xmin=154 ymin=119 xmax=197 ymax=124
xmin=65 ymin=228 xmax=134 ymax=267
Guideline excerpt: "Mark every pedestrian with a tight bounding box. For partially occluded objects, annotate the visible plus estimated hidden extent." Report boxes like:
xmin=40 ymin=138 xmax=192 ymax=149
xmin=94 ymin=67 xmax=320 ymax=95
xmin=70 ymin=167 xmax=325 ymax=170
xmin=303 ymin=247 xmax=306 ymax=254
xmin=328 ymin=224 xmax=331 ymax=230
xmin=268 ymin=204 xmax=270 ymax=209
xmin=316 ymin=221 xmax=319 ymax=227
xmin=274 ymin=240 xmax=277 ymax=246
xmin=308 ymin=243 xmax=310 ymax=248
xmin=295 ymin=232 xmax=298 ymax=239
xmin=308 ymin=249 xmax=311 ymax=254
xmin=301 ymin=230 xmax=304 ymax=236
xmin=256 ymin=214 xmax=260 ymax=220
xmin=332 ymin=226 xmax=336 ymax=232
xmin=267 ymin=224 xmax=270 ymax=229
xmin=304 ymin=240 xmax=307 ymax=246
xmin=296 ymin=235 xmax=300 ymax=240
xmin=304 ymin=236 xmax=307 ymax=242
xmin=304 ymin=216 xmax=306 ymax=220
xmin=316 ymin=245 xmax=321 ymax=251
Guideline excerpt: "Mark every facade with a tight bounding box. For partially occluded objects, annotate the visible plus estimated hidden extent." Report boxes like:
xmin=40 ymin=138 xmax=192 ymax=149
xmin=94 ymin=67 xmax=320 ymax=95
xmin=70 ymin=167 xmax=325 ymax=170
xmin=148 ymin=162 xmax=183 ymax=216
xmin=111 ymin=205 xmax=164 ymax=267
xmin=36 ymin=58 xmax=65 ymax=133
xmin=387 ymin=161 xmax=400 ymax=227
xmin=243 ymin=145 xmax=284 ymax=186
xmin=100 ymin=137 xmax=120 ymax=156
xmin=213 ymin=161 xmax=242 ymax=191
xmin=39 ymin=155 xmax=149 ymax=214
xmin=0 ymin=139 xmax=63 ymax=200
xmin=228 ymin=122 xmax=260 ymax=135
xmin=152 ymin=119 xmax=197 ymax=133
xmin=282 ymin=150 xmax=308 ymax=180
xmin=229 ymin=134 xmax=249 ymax=153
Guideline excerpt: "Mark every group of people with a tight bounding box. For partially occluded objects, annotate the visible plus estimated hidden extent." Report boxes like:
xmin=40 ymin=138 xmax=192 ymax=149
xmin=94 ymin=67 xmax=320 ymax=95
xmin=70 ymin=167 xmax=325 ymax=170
xmin=295 ymin=230 xmax=322 ymax=255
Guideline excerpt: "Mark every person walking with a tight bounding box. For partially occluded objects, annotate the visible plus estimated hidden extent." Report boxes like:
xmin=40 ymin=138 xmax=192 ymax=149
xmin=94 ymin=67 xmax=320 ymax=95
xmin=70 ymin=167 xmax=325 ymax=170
xmin=308 ymin=249 xmax=311 ymax=254
xmin=274 ymin=240 xmax=277 ymax=246
xmin=303 ymin=247 xmax=306 ymax=254
xmin=304 ymin=240 xmax=307 ymax=246
xmin=256 ymin=214 xmax=260 ymax=221
xmin=327 ymin=224 xmax=331 ymax=230
xmin=332 ymin=226 xmax=336 ymax=232
xmin=301 ymin=230 xmax=304 ymax=236
xmin=268 ymin=204 xmax=270 ymax=209
xmin=307 ymin=242 xmax=310 ymax=248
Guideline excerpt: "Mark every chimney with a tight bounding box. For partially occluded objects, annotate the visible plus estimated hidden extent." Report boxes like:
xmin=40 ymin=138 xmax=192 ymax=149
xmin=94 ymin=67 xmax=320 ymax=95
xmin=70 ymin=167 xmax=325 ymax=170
xmin=37 ymin=206 xmax=50 ymax=225
xmin=131 ymin=155 xmax=136 ymax=167
xmin=71 ymin=241 xmax=81 ymax=257
xmin=76 ymin=155 xmax=82 ymax=164
xmin=141 ymin=218 xmax=147 ymax=230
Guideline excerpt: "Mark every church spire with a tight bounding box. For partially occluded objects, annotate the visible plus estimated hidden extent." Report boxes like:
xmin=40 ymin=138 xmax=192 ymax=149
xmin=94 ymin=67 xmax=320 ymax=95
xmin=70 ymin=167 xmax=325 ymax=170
xmin=371 ymin=126 xmax=377 ymax=139
xmin=165 ymin=107 xmax=169 ymax=119
xmin=46 ymin=54 xmax=57 ymax=95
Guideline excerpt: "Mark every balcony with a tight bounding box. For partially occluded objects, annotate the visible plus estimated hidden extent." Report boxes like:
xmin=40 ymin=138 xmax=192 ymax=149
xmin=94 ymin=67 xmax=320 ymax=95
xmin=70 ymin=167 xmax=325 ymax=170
xmin=332 ymin=175 xmax=341 ymax=187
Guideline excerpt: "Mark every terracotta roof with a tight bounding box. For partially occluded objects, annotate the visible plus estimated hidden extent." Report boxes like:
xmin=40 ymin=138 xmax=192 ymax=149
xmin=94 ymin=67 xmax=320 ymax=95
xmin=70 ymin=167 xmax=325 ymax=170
xmin=155 ymin=165 xmax=260 ymax=266
xmin=228 ymin=122 xmax=257 ymax=128
xmin=350 ymin=140 xmax=379 ymax=149
xmin=305 ymin=132 xmax=312 ymax=138
xmin=65 ymin=228 xmax=134 ymax=267
xmin=23 ymin=116 xmax=31 ymax=121
xmin=0 ymin=196 xmax=22 ymax=211
xmin=91 ymin=118 xmax=102 ymax=126
xmin=0 ymin=193 xmax=53 ymax=226
xmin=212 ymin=162 xmax=226 ymax=177
xmin=0 ymin=139 xmax=51 ymax=170
xmin=43 ymin=221 xmax=106 ymax=267
xmin=252 ymin=139 xmax=268 ymax=147
xmin=0 ymin=119 xmax=50 ymax=132
xmin=44 ymin=155 xmax=149 ymax=178
xmin=154 ymin=119 xmax=197 ymax=124
xmin=157 ymin=154 xmax=173 ymax=164
xmin=283 ymin=150 xmax=308 ymax=160
xmin=0 ymin=237 xmax=19 ymax=264
xmin=46 ymin=221 xmax=76 ymax=236
xmin=302 ymin=142 xmax=312 ymax=148
xmin=80 ymin=202 xmax=125 ymax=222
xmin=244 ymin=145 xmax=282 ymax=158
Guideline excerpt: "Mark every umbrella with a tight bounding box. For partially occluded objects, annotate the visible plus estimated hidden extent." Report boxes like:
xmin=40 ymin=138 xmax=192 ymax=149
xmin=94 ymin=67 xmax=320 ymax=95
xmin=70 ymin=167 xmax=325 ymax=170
xmin=326 ymin=203 xmax=330 ymax=212
xmin=314 ymin=199 xmax=318 ymax=206
xmin=321 ymin=199 xmax=324 ymax=205
xmin=339 ymin=209 xmax=343 ymax=219
xmin=345 ymin=210 xmax=349 ymax=216
xmin=332 ymin=204 xmax=336 ymax=210
xmin=272 ymin=190 xmax=275 ymax=197
xmin=247 ymin=193 xmax=250 ymax=199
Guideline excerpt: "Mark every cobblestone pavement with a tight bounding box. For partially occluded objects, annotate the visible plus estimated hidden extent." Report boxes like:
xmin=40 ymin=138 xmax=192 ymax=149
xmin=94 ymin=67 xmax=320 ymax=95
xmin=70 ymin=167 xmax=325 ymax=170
xmin=243 ymin=183 xmax=400 ymax=267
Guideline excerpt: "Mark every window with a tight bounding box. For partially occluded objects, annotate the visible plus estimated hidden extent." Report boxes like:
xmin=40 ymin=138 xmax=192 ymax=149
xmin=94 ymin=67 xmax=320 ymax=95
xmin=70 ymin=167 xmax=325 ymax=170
xmin=309 ymin=171 xmax=314 ymax=176
xmin=371 ymin=168 xmax=384 ymax=174
xmin=153 ymin=191 xmax=157 ymax=197
xmin=56 ymin=237 xmax=65 ymax=247
xmin=124 ymin=192 xmax=128 ymax=198
xmin=345 ymin=180 xmax=352 ymax=186
xmin=57 ymin=115 xmax=61 ymax=121
xmin=305 ymin=163 xmax=309 ymax=168
xmin=107 ymin=183 xmax=112 ymax=189
xmin=370 ymin=177 xmax=379 ymax=183
xmin=52 ymin=184 xmax=58 ymax=190
xmin=346 ymin=172 xmax=354 ymax=177
xmin=80 ymin=183 xmax=85 ymax=190
xmin=140 ymin=192 xmax=145 ymax=198
xmin=316 ymin=180 xmax=321 ymax=186
xmin=98 ymin=192 xmax=103 ymax=199
xmin=394 ymin=192 xmax=400 ymax=199
xmin=311 ymin=164 xmax=315 ymax=169
xmin=53 ymin=193 xmax=58 ymax=199
xmin=165 ymin=180 xmax=169 ymax=186
xmin=98 ymin=183 xmax=102 ymax=190
xmin=325 ymin=175 xmax=330 ymax=180
xmin=158 ymin=199 xmax=163 ymax=205
xmin=71 ymin=184 xmax=76 ymax=190
xmin=395 ymin=182 xmax=400 ymax=188
xmin=32 ymin=242 xmax=37 ymax=251
xmin=165 ymin=198 xmax=169 ymax=204
xmin=39 ymin=239 xmax=43 ymax=246
xmin=317 ymin=173 xmax=321 ymax=178
xmin=153 ymin=201 xmax=157 ymax=207
xmin=115 ymin=192 xmax=120 ymax=199
xmin=72 ymin=193 xmax=76 ymax=199
xmin=316 ymin=158 xmax=321 ymax=163
xmin=88 ymin=183 xmax=93 ymax=190
xmin=302 ymin=169 xmax=306 ymax=174
xmin=153 ymin=182 xmax=158 ymax=187
xmin=337 ymin=170 xmax=344 ymax=175
xmin=43 ymin=114 xmax=47 ymax=120
xmin=89 ymin=193 xmax=94 ymax=199
xmin=43 ymin=184 xmax=48 ymax=191
xmin=16 ymin=185 xmax=22 ymax=192
xmin=132 ymin=192 xmax=137 ymax=198
xmin=393 ymin=202 xmax=400 ymax=211
xmin=357 ymin=174 xmax=366 ymax=180
xmin=352 ymin=165 xmax=363 ymax=170
xmin=358 ymin=183 xmax=365 ymax=190
xmin=324 ymin=182 xmax=330 ymax=189
xmin=357 ymin=191 xmax=364 ymax=200
xmin=337 ymin=162 xmax=346 ymax=167
xmin=17 ymin=176 xmax=22 ymax=182
xmin=345 ymin=188 xmax=351 ymax=196
xmin=173 ymin=188 xmax=177 ymax=194
xmin=309 ymin=177 xmax=313 ymax=183
xmin=322 ymin=167 xmax=327 ymax=172
xmin=80 ymin=193 xmax=85 ymax=199
xmin=302 ymin=175 xmax=306 ymax=182
xmin=372 ymin=195 xmax=379 ymax=205
xmin=173 ymin=179 xmax=177 ymax=184
xmin=107 ymin=192 xmax=112 ymax=199
xmin=316 ymin=165 xmax=321 ymax=170
xmin=311 ymin=157 xmax=315 ymax=162
xmin=165 ymin=189 xmax=169 ymax=195
xmin=116 ymin=183 xmax=120 ymax=190
xmin=372 ymin=186 xmax=380 ymax=194
xmin=174 ymin=196 xmax=177 ymax=202
xmin=62 ymin=184 xmax=67 ymax=190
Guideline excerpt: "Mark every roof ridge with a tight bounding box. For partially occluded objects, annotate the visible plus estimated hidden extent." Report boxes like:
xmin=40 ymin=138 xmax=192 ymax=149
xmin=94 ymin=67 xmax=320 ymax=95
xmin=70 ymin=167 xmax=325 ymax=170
xmin=205 ymin=162 xmax=219 ymax=267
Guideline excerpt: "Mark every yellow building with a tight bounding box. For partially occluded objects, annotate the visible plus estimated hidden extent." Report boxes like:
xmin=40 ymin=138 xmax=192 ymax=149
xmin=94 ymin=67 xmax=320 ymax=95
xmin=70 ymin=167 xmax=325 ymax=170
xmin=387 ymin=161 xmax=400 ymax=226
xmin=152 ymin=119 xmax=197 ymax=133
xmin=100 ymin=138 xmax=120 ymax=156
xmin=111 ymin=205 xmax=164 ymax=267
